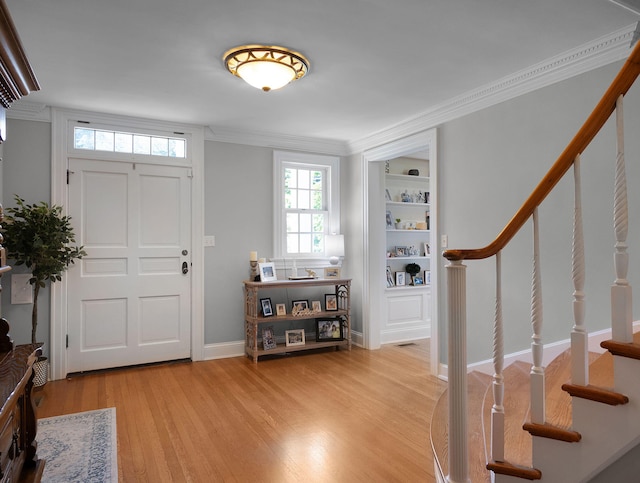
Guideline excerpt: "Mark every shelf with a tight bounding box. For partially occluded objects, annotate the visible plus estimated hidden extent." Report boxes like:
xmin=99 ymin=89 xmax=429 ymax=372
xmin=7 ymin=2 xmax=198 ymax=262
xmin=385 ymin=285 xmax=431 ymax=292
xmin=247 ymin=309 xmax=348 ymax=324
xmin=386 ymin=201 xmax=430 ymax=208
xmin=387 ymin=256 xmax=430 ymax=260
xmin=385 ymin=174 xmax=429 ymax=182
xmin=386 ymin=229 xmax=430 ymax=233
xmin=248 ymin=338 xmax=349 ymax=359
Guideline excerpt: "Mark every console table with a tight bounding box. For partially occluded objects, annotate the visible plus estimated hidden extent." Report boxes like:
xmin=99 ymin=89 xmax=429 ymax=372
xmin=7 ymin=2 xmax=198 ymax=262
xmin=0 ymin=342 xmax=44 ymax=482
xmin=243 ymin=278 xmax=351 ymax=362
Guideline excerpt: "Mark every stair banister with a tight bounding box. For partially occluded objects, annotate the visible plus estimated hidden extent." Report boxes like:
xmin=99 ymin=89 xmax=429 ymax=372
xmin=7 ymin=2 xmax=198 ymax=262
xmin=442 ymin=40 xmax=640 ymax=483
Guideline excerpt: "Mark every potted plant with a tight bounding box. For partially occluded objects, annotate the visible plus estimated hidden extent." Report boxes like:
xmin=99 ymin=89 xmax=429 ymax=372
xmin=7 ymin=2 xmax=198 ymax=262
xmin=1 ymin=195 xmax=85 ymax=386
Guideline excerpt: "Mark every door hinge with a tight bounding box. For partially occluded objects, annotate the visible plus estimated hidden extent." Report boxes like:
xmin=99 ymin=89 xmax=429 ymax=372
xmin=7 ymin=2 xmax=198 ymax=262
xmin=66 ymin=334 xmax=69 ymax=348
xmin=67 ymin=169 xmax=75 ymax=184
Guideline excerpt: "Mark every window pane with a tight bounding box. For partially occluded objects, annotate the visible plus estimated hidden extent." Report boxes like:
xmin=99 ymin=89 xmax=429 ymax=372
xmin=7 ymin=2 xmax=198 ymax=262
xmin=298 ymin=169 xmax=310 ymax=189
xmin=299 ymin=234 xmax=311 ymax=253
xmin=311 ymin=190 xmax=323 ymax=209
xmin=133 ymin=135 xmax=151 ymax=155
xmin=287 ymin=234 xmax=299 ymax=253
xmin=74 ymin=128 xmax=94 ymax=150
xmin=285 ymin=189 xmax=296 ymax=209
xmin=169 ymin=138 xmax=185 ymax=157
xmin=312 ymin=214 xmax=324 ymax=233
xmin=311 ymin=170 xmax=322 ymax=190
xmin=285 ymin=168 xmax=296 ymax=188
xmin=286 ymin=213 xmax=298 ymax=232
xmin=151 ymin=137 xmax=169 ymax=156
xmin=297 ymin=189 xmax=309 ymax=209
xmin=312 ymin=234 xmax=323 ymax=253
xmin=115 ymin=133 xmax=133 ymax=153
xmin=95 ymin=130 xmax=114 ymax=151
xmin=299 ymin=213 xmax=311 ymax=233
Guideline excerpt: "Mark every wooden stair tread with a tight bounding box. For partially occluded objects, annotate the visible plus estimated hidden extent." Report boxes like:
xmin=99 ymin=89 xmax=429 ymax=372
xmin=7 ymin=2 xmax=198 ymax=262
xmin=487 ymin=460 xmax=542 ymax=480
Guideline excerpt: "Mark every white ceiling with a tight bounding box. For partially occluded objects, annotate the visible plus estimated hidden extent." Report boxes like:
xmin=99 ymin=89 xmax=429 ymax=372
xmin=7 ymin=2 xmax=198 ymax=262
xmin=5 ymin=0 xmax=639 ymax=148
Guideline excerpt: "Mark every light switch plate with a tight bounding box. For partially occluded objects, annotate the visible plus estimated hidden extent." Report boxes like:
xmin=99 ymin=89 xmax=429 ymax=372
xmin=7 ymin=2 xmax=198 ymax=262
xmin=204 ymin=235 xmax=215 ymax=247
xmin=11 ymin=273 xmax=33 ymax=304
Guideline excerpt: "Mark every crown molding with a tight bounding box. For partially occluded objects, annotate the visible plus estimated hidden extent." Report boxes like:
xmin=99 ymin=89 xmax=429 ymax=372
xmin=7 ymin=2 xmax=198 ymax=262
xmin=205 ymin=125 xmax=349 ymax=155
xmin=347 ymin=23 xmax=638 ymax=155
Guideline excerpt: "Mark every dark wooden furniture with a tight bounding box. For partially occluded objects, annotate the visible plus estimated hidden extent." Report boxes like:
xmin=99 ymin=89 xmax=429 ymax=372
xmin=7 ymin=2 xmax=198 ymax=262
xmin=0 ymin=332 xmax=44 ymax=482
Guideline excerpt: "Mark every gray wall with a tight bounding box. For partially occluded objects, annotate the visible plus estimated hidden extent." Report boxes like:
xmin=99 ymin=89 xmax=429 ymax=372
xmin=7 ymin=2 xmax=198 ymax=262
xmin=1 ymin=119 xmax=52 ymax=350
xmin=438 ymin=59 xmax=640 ymax=363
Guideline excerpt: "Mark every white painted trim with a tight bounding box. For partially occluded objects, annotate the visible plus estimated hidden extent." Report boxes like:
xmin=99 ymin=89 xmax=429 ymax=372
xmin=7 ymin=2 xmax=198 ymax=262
xmin=49 ymin=108 xmax=205 ymax=379
xmin=436 ymin=322 xmax=640 ymax=381
xmin=380 ymin=326 xmax=430 ymax=345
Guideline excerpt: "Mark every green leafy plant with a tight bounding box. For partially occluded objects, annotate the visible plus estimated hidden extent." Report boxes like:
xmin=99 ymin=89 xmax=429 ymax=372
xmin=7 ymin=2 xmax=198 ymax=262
xmin=1 ymin=196 xmax=86 ymax=343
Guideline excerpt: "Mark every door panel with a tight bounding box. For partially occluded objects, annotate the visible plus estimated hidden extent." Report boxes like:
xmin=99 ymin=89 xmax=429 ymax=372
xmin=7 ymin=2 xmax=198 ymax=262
xmin=67 ymin=158 xmax=191 ymax=373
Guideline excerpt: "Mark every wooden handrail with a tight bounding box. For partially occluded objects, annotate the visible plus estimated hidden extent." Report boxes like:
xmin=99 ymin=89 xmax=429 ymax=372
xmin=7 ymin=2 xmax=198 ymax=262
xmin=444 ymin=39 xmax=640 ymax=261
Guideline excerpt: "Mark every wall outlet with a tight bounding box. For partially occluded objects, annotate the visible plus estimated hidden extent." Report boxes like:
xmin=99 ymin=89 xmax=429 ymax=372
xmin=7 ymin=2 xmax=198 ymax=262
xmin=11 ymin=273 xmax=33 ymax=304
xmin=441 ymin=234 xmax=448 ymax=248
xmin=204 ymin=235 xmax=215 ymax=247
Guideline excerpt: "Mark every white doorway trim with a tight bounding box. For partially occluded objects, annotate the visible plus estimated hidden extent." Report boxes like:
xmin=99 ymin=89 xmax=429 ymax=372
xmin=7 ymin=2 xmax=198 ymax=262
xmin=362 ymin=129 xmax=439 ymax=374
xmin=50 ymin=108 xmax=205 ymax=380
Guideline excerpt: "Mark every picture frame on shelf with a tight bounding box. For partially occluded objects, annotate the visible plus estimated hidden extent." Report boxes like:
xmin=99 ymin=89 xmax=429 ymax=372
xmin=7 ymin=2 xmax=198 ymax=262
xmin=324 ymin=267 xmax=341 ymax=279
xmin=311 ymin=300 xmax=322 ymax=312
xmin=325 ymin=293 xmax=338 ymax=311
xmin=385 ymin=188 xmax=392 ymax=201
xmin=258 ymin=262 xmax=277 ymax=282
xmin=285 ymin=329 xmax=306 ymax=347
xmin=386 ymin=266 xmax=395 ymax=287
xmin=292 ymin=300 xmax=309 ymax=312
xmin=394 ymin=246 xmax=408 ymax=257
xmin=412 ymin=275 xmax=424 ymax=285
xmin=276 ymin=303 xmax=286 ymax=316
xmin=262 ymin=326 xmax=276 ymax=350
xmin=395 ymin=271 xmax=406 ymax=286
xmin=424 ymin=270 xmax=431 ymax=284
xmin=260 ymin=298 xmax=273 ymax=317
xmin=386 ymin=210 xmax=394 ymax=229
xmin=423 ymin=242 xmax=430 ymax=256
xmin=316 ymin=319 xmax=343 ymax=341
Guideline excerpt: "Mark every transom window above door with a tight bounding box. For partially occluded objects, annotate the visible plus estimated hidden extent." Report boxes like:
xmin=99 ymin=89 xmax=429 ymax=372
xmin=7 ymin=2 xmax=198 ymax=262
xmin=73 ymin=127 xmax=186 ymax=158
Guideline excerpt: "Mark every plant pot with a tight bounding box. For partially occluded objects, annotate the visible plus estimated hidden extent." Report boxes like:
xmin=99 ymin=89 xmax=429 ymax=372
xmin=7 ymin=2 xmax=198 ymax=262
xmin=33 ymin=356 xmax=49 ymax=388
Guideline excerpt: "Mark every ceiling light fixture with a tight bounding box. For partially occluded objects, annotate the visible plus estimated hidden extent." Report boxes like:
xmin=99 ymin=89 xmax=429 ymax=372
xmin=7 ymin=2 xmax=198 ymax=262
xmin=223 ymin=45 xmax=309 ymax=92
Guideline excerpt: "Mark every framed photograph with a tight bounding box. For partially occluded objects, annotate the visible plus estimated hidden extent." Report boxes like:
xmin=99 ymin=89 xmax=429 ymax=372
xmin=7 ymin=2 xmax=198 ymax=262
xmin=423 ymin=242 xmax=430 ymax=256
xmin=260 ymin=298 xmax=273 ymax=317
xmin=325 ymin=293 xmax=338 ymax=311
xmin=395 ymin=271 xmax=406 ymax=286
xmin=386 ymin=266 xmax=395 ymax=287
xmin=424 ymin=270 xmax=431 ymax=284
xmin=258 ymin=262 xmax=277 ymax=282
xmin=412 ymin=275 xmax=424 ymax=285
xmin=395 ymin=246 xmax=408 ymax=257
xmin=292 ymin=300 xmax=309 ymax=312
xmin=311 ymin=300 xmax=322 ymax=312
xmin=385 ymin=188 xmax=392 ymax=201
xmin=276 ymin=303 xmax=286 ymax=316
xmin=285 ymin=329 xmax=306 ymax=347
xmin=316 ymin=319 xmax=343 ymax=341
xmin=324 ymin=267 xmax=341 ymax=279
xmin=386 ymin=210 xmax=394 ymax=229
xmin=262 ymin=326 xmax=276 ymax=350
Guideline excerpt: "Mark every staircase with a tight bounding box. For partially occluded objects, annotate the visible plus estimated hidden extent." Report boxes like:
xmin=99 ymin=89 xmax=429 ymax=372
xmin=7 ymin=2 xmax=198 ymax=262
xmin=431 ymin=33 xmax=640 ymax=483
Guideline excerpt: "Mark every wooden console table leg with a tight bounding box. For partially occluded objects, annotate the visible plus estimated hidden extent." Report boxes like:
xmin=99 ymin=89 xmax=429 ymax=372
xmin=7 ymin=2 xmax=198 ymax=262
xmin=23 ymin=364 xmax=39 ymax=467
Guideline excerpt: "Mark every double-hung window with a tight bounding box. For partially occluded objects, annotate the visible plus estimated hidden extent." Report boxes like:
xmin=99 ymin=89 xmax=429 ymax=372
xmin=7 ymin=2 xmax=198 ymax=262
xmin=274 ymin=151 xmax=340 ymax=265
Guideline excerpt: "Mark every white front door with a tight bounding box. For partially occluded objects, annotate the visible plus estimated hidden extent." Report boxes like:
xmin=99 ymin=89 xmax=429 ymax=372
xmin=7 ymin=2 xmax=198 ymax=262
xmin=66 ymin=158 xmax=192 ymax=373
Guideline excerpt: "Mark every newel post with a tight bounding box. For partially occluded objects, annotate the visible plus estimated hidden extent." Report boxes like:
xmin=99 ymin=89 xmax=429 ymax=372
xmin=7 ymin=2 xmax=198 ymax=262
xmin=447 ymin=259 xmax=470 ymax=483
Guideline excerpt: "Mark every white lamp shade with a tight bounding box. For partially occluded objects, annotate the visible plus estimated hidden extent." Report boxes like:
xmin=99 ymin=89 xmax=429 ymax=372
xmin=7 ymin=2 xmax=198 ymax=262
xmin=326 ymin=234 xmax=344 ymax=265
xmin=237 ymin=61 xmax=295 ymax=91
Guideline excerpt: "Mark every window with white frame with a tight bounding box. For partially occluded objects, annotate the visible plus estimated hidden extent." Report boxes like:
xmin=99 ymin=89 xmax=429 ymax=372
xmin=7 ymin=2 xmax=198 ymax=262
xmin=274 ymin=151 xmax=340 ymax=262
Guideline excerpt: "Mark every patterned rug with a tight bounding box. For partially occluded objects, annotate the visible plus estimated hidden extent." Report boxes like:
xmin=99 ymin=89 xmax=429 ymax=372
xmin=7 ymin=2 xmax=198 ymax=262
xmin=37 ymin=408 xmax=118 ymax=483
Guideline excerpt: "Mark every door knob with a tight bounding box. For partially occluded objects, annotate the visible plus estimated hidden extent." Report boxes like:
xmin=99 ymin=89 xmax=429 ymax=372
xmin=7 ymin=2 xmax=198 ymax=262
xmin=182 ymin=261 xmax=189 ymax=274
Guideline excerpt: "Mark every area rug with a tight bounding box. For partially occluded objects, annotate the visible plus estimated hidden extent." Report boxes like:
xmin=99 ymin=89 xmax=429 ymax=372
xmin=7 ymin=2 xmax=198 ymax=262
xmin=37 ymin=407 xmax=118 ymax=483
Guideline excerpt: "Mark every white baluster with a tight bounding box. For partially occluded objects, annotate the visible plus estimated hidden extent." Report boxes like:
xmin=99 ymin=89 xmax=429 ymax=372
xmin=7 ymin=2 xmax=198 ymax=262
xmin=491 ymin=252 xmax=505 ymax=463
xmin=446 ymin=259 xmax=470 ymax=483
xmin=612 ymin=94 xmax=632 ymax=342
xmin=530 ymin=208 xmax=545 ymax=424
xmin=571 ymin=155 xmax=588 ymax=386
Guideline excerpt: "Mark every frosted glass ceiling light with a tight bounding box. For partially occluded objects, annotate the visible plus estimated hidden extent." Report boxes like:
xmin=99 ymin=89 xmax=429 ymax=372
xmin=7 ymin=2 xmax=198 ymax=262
xmin=223 ymin=45 xmax=309 ymax=92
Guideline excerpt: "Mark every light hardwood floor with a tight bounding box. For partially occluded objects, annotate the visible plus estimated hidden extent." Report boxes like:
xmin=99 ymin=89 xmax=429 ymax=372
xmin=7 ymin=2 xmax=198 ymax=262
xmin=36 ymin=341 xmax=446 ymax=482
